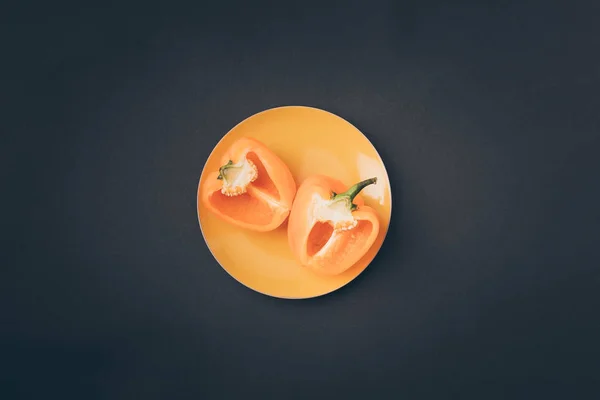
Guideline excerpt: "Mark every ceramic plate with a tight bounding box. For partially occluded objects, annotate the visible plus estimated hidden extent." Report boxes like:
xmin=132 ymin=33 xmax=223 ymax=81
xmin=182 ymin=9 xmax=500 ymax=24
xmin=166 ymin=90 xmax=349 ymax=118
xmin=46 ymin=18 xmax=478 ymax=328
xmin=197 ymin=106 xmax=392 ymax=299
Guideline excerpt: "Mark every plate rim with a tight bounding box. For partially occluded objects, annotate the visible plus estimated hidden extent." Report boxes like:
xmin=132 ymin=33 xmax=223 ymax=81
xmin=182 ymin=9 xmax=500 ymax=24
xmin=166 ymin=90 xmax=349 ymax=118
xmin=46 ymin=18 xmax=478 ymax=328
xmin=196 ymin=104 xmax=393 ymax=300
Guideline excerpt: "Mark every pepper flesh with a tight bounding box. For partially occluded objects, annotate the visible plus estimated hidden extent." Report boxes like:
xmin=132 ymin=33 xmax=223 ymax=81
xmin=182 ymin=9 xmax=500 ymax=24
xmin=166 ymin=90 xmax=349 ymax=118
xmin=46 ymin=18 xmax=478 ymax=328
xmin=201 ymin=137 xmax=297 ymax=232
xmin=287 ymin=175 xmax=380 ymax=275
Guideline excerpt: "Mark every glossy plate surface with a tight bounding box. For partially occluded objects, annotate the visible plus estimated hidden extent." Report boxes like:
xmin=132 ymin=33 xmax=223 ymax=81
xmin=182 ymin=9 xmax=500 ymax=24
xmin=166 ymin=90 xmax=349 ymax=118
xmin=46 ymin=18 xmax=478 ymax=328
xmin=197 ymin=106 xmax=392 ymax=299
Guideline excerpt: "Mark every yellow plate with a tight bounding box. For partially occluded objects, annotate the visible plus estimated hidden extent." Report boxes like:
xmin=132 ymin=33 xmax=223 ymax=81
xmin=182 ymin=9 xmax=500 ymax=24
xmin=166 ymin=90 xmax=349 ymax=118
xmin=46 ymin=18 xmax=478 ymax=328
xmin=196 ymin=106 xmax=392 ymax=299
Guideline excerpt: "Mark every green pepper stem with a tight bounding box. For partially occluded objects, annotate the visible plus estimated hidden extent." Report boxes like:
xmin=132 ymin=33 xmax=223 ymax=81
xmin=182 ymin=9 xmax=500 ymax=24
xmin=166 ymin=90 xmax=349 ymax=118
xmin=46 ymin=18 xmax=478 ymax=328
xmin=217 ymin=160 xmax=234 ymax=180
xmin=332 ymin=177 xmax=377 ymax=204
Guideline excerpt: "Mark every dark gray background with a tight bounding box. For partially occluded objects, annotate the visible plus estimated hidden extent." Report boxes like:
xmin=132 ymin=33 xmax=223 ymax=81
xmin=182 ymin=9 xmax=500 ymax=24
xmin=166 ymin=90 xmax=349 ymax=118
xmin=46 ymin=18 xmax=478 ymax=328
xmin=3 ymin=0 xmax=600 ymax=398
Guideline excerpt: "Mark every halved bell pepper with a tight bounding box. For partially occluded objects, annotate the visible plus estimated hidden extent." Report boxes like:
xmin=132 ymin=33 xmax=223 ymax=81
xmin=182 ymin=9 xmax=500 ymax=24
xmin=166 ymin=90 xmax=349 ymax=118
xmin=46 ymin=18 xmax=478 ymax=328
xmin=287 ymin=175 xmax=380 ymax=275
xmin=201 ymin=137 xmax=297 ymax=232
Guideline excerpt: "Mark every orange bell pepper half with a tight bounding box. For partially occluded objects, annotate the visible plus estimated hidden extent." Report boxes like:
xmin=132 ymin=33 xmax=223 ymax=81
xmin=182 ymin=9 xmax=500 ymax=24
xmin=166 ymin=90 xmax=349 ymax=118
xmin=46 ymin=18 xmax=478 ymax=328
xmin=288 ymin=175 xmax=380 ymax=275
xmin=201 ymin=137 xmax=296 ymax=232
